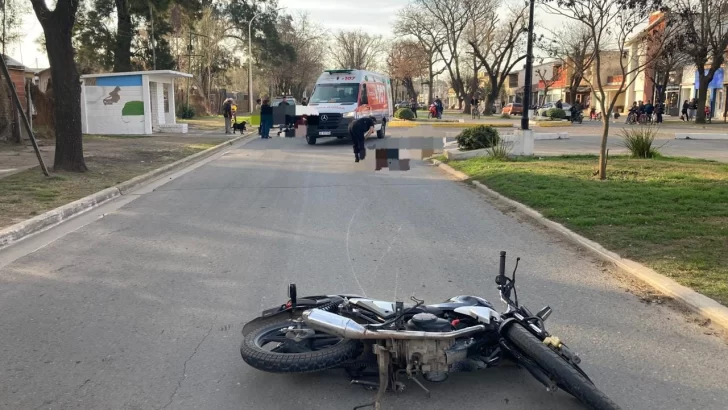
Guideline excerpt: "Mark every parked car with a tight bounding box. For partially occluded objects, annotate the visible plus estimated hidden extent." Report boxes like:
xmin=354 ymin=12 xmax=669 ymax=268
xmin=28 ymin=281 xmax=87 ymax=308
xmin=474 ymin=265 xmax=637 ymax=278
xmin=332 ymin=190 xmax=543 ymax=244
xmin=539 ymin=102 xmax=572 ymax=118
xmin=272 ymin=96 xmax=297 ymax=106
xmin=394 ymin=101 xmax=411 ymax=109
xmin=502 ymin=103 xmax=523 ymax=115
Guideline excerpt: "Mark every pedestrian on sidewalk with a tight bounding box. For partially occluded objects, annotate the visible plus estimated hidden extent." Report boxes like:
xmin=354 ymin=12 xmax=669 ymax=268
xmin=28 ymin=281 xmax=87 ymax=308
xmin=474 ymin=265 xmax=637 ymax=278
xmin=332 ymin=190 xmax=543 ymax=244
xmin=688 ymin=98 xmax=697 ymax=121
xmin=655 ymin=100 xmax=664 ymax=123
xmin=681 ymin=100 xmax=689 ymax=121
xmin=223 ymin=98 xmax=233 ymax=134
xmin=260 ymin=99 xmax=273 ymax=139
xmin=349 ymin=115 xmax=376 ymax=162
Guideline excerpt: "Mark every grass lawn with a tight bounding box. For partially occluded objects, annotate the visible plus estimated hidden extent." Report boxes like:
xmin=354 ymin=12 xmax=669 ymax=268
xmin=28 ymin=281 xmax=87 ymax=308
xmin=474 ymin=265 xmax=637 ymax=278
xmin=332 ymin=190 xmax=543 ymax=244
xmin=179 ymin=115 xmax=253 ymax=130
xmin=445 ymin=155 xmax=728 ymax=305
xmin=0 ymin=138 xmax=225 ymax=230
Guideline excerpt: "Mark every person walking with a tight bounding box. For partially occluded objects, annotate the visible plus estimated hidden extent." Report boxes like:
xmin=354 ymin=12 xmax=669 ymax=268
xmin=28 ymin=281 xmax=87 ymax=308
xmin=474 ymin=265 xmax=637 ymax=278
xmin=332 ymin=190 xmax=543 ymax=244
xmin=222 ymin=98 xmax=233 ymax=134
xmin=688 ymin=98 xmax=698 ymax=121
xmin=655 ymin=100 xmax=664 ymax=123
xmin=681 ymin=100 xmax=689 ymax=121
xmin=409 ymin=98 xmax=418 ymax=119
xmin=434 ymin=96 xmax=443 ymax=119
xmin=348 ymin=115 xmax=376 ymax=162
xmin=260 ymin=99 xmax=273 ymax=139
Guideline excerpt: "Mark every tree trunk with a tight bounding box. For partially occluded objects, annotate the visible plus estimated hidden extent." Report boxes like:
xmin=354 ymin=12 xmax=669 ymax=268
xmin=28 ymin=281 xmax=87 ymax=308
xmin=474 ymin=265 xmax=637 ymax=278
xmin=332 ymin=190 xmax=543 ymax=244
xmin=598 ymin=115 xmax=609 ymax=180
xmin=696 ymin=76 xmax=708 ymax=124
xmin=403 ymin=77 xmax=417 ymax=100
xmin=46 ymin=20 xmax=86 ymax=172
xmin=484 ymin=90 xmax=497 ymax=116
xmin=114 ymin=0 xmax=134 ymax=72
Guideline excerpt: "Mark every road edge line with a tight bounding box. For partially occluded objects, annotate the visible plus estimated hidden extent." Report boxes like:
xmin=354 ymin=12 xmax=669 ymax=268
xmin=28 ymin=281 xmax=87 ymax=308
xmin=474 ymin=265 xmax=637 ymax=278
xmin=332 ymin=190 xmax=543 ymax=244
xmin=430 ymin=158 xmax=728 ymax=331
xmin=0 ymin=132 xmax=256 ymax=251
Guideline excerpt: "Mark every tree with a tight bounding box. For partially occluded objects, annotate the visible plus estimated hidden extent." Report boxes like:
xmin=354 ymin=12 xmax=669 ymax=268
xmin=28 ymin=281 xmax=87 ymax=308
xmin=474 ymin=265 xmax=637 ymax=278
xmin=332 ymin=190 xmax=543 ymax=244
xmin=666 ymin=0 xmax=728 ymax=123
xmin=534 ymin=65 xmax=560 ymax=106
xmin=74 ymin=0 xmax=116 ymax=73
xmin=387 ymin=39 xmax=428 ymax=100
xmin=30 ymin=0 xmax=87 ymax=171
xmin=393 ymin=5 xmax=446 ymax=105
xmin=539 ymin=24 xmax=596 ymax=105
xmin=544 ymin=0 xmax=665 ymax=179
xmin=468 ymin=1 xmax=529 ymax=115
xmin=265 ymin=12 xmax=327 ymax=99
xmin=0 ymin=0 xmax=29 ymax=52
xmin=642 ymin=13 xmax=690 ymax=105
xmin=331 ymin=30 xmax=385 ymax=71
xmin=413 ymin=0 xmax=492 ymax=110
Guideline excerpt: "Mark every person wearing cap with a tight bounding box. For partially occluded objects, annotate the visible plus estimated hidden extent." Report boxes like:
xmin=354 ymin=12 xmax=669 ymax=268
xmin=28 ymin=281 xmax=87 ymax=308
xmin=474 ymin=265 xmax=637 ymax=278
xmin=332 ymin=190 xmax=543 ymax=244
xmin=348 ymin=115 xmax=376 ymax=162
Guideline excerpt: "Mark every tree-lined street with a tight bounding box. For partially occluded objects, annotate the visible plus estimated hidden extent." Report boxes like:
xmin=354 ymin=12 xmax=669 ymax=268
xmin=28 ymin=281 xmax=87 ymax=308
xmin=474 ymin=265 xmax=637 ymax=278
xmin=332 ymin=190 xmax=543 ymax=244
xmin=1 ymin=132 xmax=728 ymax=409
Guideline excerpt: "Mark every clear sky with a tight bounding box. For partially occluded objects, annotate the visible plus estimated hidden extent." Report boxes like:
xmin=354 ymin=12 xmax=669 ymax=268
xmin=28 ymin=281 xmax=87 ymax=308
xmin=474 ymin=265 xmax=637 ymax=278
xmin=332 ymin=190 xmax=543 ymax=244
xmin=9 ymin=0 xmax=561 ymax=70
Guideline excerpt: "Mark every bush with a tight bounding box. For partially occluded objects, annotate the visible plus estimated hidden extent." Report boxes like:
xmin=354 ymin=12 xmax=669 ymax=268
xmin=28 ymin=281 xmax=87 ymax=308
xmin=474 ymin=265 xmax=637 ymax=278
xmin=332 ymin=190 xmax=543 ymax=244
xmin=177 ymin=104 xmax=196 ymax=119
xmin=456 ymin=125 xmax=500 ymax=151
xmin=394 ymin=107 xmax=416 ymax=120
xmin=546 ymin=108 xmax=566 ymax=120
xmin=619 ymin=125 xmax=662 ymax=158
xmin=500 ymin=113 xmax=511 ymax=119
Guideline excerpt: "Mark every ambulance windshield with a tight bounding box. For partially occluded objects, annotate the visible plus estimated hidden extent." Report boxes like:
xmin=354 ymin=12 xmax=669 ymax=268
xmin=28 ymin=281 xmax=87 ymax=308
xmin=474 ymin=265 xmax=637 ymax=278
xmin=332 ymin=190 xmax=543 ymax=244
xmin=310 ymin=83 xmax=359 ymax=104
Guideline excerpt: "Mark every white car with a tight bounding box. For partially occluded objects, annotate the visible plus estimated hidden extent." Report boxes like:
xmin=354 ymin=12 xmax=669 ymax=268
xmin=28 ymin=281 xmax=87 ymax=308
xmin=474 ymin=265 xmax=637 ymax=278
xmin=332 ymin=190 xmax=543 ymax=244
xmin=272 ymin=97 xmax=297 ymax=106
xmin=539 ymin=102 xmax=572 ymax=118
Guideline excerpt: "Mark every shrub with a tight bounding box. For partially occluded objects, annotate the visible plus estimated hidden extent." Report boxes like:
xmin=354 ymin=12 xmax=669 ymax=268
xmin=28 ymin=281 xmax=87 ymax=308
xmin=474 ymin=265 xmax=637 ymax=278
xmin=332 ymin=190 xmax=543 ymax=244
xmin=546 ymin=108 xmax=566 ymax=120
xmin=394 ymin=107 xmax=416 ymax=120
xmin=500 ymin=113 xmax=511 ymax=119
xmin=456 ymin=125 xmax=500 ymax=151
xmin=487 ymin=138 xmax=514 ymax=160
xmin=619 ymin=125 xmax=662 ymax=158
xmin=177 ymin=104 xmax=195 ymax=119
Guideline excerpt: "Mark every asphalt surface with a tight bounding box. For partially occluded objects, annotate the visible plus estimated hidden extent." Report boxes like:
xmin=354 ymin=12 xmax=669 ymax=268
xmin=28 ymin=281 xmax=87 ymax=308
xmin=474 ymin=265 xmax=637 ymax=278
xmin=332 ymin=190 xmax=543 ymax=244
xmin=1 ymin=129 xmax=727 ymax=410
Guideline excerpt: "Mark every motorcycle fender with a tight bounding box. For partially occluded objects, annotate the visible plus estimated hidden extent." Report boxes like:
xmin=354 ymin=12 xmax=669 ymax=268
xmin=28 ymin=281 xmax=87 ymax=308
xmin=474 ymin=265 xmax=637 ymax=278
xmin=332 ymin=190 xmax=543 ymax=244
xmin=242 ymin=297 xmax=340 ymax=336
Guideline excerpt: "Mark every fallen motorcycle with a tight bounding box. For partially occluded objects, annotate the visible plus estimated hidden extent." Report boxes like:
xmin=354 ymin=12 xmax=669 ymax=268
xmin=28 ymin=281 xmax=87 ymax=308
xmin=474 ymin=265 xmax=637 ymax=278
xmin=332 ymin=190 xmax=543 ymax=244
xmin=240 ymin=251 xmax=621 ymax=410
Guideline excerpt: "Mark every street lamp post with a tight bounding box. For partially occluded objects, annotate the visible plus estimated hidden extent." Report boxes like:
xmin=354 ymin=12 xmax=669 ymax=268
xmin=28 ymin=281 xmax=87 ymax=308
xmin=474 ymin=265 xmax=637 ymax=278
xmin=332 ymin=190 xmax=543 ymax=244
xmin=520 ymin=0 xmax=536 ymax=130
xmin=248 ymin=7 xmax=284 ymax=114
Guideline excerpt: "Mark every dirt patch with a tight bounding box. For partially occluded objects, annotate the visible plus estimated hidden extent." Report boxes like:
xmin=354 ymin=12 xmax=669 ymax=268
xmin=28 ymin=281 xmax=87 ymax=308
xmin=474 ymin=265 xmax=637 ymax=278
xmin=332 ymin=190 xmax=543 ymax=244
xmin=0 ymin=135 xmax=227 ymax=230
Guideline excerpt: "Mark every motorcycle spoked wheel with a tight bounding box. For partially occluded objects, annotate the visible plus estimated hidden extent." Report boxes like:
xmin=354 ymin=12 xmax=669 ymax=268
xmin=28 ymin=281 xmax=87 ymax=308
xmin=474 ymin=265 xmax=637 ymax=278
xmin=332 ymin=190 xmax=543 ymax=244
xmin=506 ymin=324 xmax=621 ymax=410
xmin=241 ymin=319 xmax=361 ymax=373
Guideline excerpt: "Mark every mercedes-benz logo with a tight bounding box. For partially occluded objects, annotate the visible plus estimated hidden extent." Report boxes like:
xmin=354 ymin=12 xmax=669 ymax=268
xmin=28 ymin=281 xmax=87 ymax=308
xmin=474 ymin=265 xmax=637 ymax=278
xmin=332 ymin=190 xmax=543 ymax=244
xmin=321 ymin=115 xmax=328 ymax=121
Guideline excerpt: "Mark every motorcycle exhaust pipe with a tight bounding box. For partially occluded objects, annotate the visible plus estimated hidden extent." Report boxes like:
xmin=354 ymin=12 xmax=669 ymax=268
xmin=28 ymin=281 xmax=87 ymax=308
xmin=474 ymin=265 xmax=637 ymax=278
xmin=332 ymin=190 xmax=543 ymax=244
xmin=302 ymin=309 xmax=485 ymax=340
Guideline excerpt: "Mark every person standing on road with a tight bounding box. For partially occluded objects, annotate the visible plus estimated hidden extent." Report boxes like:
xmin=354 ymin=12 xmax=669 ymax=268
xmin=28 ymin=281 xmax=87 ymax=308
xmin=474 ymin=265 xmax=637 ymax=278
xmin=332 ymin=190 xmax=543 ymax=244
xmin=434 ymin=96 xmax=443 ymax=119
xmin=644 ymin=100 xmax=654 ymax=122
xmin=349 ymin=115 xmax=376 ymax=162
xmin=681 ymin=100 xmax=689 ymax=121
xmin=222 ymin=98 xmax=233 ymax=134
xmin=655 ymin=100 xmax=664 ymax=123
xmin=409 ymin=98 xmax=418 ymax=119
xmin=688 ymin=98 xmax=698 ymax=121
xmin=260 ymin=99 xmax=273 ymax=139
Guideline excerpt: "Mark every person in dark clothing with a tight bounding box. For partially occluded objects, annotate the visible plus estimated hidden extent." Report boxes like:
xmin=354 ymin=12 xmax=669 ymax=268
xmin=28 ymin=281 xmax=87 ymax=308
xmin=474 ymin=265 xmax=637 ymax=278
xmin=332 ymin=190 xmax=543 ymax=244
xmin=681 ymin=100 xmax=689 ymax=121
xmin=222 ymin=98 xmax=233 ymax=134
xmin=349 ymin=115 xmax=376 ymax=162
xmin=555 ymin=100 xmax=563 ymax=109
xmin=410 ymin=98 xmax=418 ymax=118
xmin=655 ymin=101 xmax=664 ymax=123
xmin=434 ymin=96 xmax=443 ymax=119
xmin=302 ymin=98 xmax=308 ymax=106
xmin=644 ymin=100 xmax=654 ymax=122
xmin=260 ymin=99 xmax=273 ymax=139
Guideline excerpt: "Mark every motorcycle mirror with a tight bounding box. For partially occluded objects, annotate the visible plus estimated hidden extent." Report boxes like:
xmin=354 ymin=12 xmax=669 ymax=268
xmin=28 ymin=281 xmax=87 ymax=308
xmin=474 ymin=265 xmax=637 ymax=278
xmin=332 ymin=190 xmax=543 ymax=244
xmin=536 ymin=306 xmax=552 ymax=321
xmin=288 ymin=283 xmax=297 ymax=309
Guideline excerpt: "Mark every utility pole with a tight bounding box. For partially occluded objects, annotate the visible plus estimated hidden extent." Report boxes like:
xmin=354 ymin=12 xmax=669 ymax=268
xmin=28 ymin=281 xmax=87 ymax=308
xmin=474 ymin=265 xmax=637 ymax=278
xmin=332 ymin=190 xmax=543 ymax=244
xmin=186 ymin=30 xmax=192 ymax=108
xmin=520 ymin=0 xmax=535 ymax=130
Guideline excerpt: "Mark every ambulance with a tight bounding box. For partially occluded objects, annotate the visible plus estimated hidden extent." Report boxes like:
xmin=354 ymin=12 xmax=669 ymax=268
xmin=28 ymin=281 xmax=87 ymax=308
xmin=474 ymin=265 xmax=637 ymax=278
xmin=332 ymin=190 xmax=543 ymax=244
xmin=305 ymin=69 xmax=394 ymax=145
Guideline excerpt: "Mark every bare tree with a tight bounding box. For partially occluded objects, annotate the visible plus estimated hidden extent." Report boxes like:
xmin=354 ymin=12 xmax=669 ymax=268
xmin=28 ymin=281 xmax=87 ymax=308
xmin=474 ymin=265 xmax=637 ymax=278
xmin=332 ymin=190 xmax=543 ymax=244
xmin=331 ymin=30 xmax=386 ymax=71
xmin=544 ymin=0 xmax=665 ymax=179
xmin=534 ymin=65 xmax=560 ymax=106
xmin=387 ymin=40 xmax=428 ymax=100
xmin=267 ymin=12 xmax=328 ymax=99
xmin=412 ymin=0 xmax=493 ymax=110
xmin=393 ymin=5 xmax=446 ymax=104
xmin=666 ymin=0 xmax=728 ymax=123
xmin=469 ymin=1 xmax=529 ymax=115
xmin=539 ymin=24 xmax=596 ymax=105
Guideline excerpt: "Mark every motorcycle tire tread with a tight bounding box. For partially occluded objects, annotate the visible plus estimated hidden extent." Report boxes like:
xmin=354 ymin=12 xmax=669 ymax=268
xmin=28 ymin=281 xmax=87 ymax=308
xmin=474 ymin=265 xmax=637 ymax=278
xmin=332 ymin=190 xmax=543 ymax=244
xmin=241 ymin=320 xmax=361 ymax=374
xmin=506 ymin=324 xmax=621 ymax=410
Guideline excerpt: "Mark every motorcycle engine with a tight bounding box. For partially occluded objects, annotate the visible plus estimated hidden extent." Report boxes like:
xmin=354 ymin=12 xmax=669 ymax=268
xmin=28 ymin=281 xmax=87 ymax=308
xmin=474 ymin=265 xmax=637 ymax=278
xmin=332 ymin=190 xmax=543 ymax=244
xmin=397 ymin=313 xmax=462 ymax=382
xmin=405 ymin=313 xmax=451 ymax=332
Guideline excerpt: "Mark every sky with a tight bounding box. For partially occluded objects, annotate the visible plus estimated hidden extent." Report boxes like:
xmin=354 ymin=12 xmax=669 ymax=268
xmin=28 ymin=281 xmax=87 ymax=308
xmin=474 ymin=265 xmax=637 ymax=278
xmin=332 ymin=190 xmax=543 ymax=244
xmin=8 ymin=0 xmax=561 ymax=71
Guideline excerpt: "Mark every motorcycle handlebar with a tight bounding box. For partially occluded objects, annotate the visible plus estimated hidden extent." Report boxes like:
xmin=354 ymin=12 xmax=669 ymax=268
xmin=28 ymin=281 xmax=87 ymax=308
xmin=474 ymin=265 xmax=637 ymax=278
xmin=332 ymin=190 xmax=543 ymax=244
xmin=497 ymin=251 xmax=507 ymax=285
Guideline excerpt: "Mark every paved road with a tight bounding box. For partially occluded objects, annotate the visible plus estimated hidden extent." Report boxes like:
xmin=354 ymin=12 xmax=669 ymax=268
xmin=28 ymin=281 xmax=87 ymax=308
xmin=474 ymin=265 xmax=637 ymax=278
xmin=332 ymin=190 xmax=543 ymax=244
xmin=1 ymin=131 xmax=727 ymax=410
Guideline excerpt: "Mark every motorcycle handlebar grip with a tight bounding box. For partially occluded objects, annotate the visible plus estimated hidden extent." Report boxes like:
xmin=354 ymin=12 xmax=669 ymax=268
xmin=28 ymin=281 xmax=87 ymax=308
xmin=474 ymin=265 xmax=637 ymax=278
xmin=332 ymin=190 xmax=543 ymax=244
xmin=499 ymin=251 xmax=506 ymax=277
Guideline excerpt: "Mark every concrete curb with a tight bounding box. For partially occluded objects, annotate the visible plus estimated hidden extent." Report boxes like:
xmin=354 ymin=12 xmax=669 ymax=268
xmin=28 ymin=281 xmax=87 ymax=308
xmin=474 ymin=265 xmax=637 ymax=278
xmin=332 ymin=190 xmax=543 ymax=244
xmin=430 ymin=158 xmax=728 ymax=330
xmin=0 ymin=132 xmax=255 ymax=250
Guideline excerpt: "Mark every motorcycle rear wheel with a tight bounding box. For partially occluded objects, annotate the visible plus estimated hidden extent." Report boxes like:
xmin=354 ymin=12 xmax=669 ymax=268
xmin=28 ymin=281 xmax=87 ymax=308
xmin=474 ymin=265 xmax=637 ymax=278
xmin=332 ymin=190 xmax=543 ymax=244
xmin=241 ymin=319 xmax=361 ymax=373
xmin=506 ymin=324 xmax=621 ymax=410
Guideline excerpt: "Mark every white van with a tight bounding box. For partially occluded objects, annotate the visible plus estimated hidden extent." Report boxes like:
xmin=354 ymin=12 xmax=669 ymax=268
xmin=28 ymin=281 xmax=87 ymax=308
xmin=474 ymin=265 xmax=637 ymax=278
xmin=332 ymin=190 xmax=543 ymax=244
xmin=305 ymin=69 xmax=394 ymax=145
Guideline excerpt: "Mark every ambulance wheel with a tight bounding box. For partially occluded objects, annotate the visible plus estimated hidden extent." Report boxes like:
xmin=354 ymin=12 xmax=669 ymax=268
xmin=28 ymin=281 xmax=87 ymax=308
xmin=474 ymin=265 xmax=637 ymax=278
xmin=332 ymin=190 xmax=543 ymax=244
xmin=376 ymin=121 xmax=386 ymax=139
xmin=306 ymin=134 xmax=317 ymax=145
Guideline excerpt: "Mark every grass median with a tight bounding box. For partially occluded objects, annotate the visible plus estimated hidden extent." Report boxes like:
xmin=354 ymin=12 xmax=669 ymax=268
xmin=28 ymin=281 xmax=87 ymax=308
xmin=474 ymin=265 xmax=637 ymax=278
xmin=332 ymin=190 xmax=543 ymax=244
xmin=0 ymin=135 xmax=227 ymax=230
xmin=445 ymin=155 xmax=728 ymax=305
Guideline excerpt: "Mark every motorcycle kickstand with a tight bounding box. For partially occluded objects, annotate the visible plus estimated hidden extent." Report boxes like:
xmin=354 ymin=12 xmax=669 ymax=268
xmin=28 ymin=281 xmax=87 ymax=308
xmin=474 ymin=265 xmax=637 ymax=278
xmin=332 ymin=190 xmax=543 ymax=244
xmin=352 ymin=345 xmax=393 ymax=410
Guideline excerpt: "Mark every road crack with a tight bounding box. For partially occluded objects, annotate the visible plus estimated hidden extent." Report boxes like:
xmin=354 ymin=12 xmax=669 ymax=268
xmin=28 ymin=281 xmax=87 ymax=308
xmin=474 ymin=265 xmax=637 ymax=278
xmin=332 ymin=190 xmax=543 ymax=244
xmin=160 ymin=323 xmax=215 ymax=409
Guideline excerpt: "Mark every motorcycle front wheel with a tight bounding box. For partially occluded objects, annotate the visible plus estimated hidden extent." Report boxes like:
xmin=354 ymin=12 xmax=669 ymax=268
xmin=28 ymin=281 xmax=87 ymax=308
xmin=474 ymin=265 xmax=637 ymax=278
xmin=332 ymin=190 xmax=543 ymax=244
xmin=506 ymin=324 xmax=621 ymax=410
xmin=241 ymin=319 xmax=361 ymax=373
